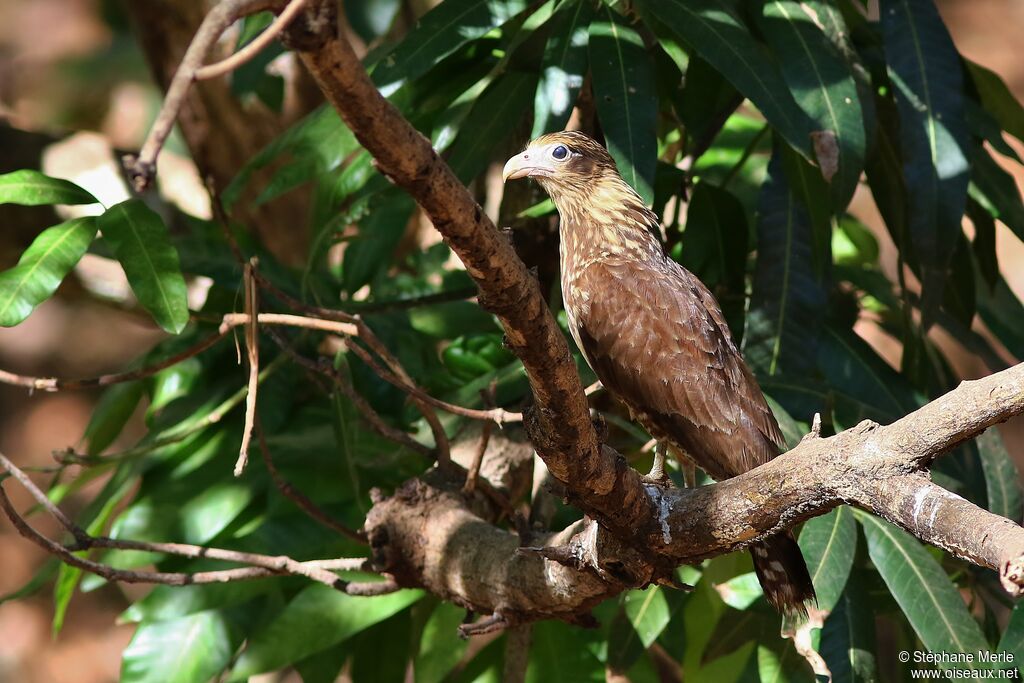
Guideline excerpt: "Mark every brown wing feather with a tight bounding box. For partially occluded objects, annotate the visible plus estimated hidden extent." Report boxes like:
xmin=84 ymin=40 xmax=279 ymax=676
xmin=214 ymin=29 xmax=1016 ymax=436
xmin=566 ymin=255 xmax=783 ymax=480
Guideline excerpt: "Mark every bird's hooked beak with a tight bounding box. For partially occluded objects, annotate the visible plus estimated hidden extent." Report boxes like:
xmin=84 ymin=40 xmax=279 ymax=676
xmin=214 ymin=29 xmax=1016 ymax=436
xmin=502 ymin=150 xmax=551 ymax=183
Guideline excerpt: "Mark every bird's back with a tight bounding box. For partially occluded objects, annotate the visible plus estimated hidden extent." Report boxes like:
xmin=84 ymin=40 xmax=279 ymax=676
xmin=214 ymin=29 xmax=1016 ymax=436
xmin=562 ymin=250 xmax=784 ymax=481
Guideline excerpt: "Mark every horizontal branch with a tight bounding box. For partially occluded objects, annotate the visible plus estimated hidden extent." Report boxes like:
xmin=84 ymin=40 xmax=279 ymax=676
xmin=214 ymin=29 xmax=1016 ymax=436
xmin=0 ymin=451 xmax=387 ymax=594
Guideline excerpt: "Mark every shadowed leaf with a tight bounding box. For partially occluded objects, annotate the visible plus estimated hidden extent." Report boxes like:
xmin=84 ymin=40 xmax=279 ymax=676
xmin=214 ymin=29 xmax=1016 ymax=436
xmin=589 ymin=7 xmax=658 ymax=204
xmin=880 ymin=0 xmax=970 ymax=325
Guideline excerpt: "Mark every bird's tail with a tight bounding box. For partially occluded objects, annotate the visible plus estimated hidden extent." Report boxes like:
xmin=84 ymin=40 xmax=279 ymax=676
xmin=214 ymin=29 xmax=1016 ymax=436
xmin=750 ymin=532 xmax=816 ymax=616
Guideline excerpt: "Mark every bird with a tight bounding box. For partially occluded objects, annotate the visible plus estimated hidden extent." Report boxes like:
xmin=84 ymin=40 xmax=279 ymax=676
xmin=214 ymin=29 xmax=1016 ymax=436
xmin=501 ymin=131 xmax=815 ymax=615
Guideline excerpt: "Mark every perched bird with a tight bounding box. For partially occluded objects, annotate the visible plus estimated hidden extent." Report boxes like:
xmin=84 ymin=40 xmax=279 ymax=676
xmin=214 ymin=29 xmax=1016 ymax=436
xmin=502 ymin=131 xmax=815 ymax=615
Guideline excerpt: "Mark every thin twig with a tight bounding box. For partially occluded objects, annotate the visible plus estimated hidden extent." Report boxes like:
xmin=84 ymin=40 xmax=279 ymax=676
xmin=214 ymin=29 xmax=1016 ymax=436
xmin=340 ymin=339 xmax=521 ymax=424
xmin=263 ymin=326 xmax=432 ymax=457
xmin=195 ymin=0 xmax=310 ymax=81
xmin=125 ymin=0 xmax=283 ymax=190
xmin=256 ymin=418 xmax=367 ymax=542
xmin=235 ymin=262 xmax=261 ymax=476
xmin=56 ymin=355 xmax=288 ymax=466
xmin=0 ymin=328 xmax=229 ymax=392
xmin=0 ymin=451 xmax=386 ymax=593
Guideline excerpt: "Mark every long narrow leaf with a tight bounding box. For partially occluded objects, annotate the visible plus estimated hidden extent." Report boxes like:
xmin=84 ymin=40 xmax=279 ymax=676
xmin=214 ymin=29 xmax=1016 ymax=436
xmin=99 ymin=200 xmax=189 ymax=334
xmin=0 ymin=169 xmax=97 ymax=206
xmin=798 ymin=506 xmax=856 ymax=613
xmin=588 ymin=7 xmax=658 ymax=204
xmin=759 ymin=1 xmax=865 ymax=208
xmin=531 ymin=0 xmax=594 ymax=137
xmin=819 ymin=570 xmax=878 ymax=683
xmin=880 ymin=0 xmax=970 ymax=322
xmin=0 ymin=216 xmax=97 ymax=326
xmin=858 ymin=513 xmax=991 ymax=670
xmin=370 ymin=0 xmax=530 ymax=95
xmin=745 ymin=146 xmax=827 ymax=377
xmin=976 ymin=428 xmax=1023 ymax=523
xmin=637 ymin=0 xmax=815 ymax=159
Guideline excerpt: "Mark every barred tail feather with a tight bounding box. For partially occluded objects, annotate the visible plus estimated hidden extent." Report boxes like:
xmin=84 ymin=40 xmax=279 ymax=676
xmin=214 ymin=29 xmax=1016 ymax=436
xmin=750 ymin=532 xmax=816 ymax=616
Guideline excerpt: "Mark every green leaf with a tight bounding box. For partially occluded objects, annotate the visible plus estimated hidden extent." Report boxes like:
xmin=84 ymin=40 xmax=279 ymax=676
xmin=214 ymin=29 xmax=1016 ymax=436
xmin=745 ymin=146 xmax=827 ymax=377
xmin=342 ymin=192 xmax=415 ymax=294
xmin=531 ymin=0 xmax=594 ymax=137
xmin=527 ymin=620 xmax=604 ymax=683
xmin=370 ymin=0 xmax=530 ymax=95
xmin=588 ymin=7 xmax=658 ymax=205
xmin=858 ymin=513 xmax=991 ymax=669
xmin=968 ymin=198 xmax=998 ymax=290
xmin=819 ymin=570 xmax=878 ymax=683
xmin=638 ymin=0 xmax=814 ymax=159
xmin=969 ymin=143 xmax=1024 ymax=244
xmin=677 ymin=182 xmax=748 ymax=339
xmin=999 ymin=602 xmax=1024 ymax=667
xmin=756 ymin=641 xmax=815 ymax=683
xmin=0 ymin=169 xmax=97 ymax=206
xmin=799 ymin=506 xmax=856 ymax=613
xmin=122 ymin=581 xmax=274 ymax=623
xmin=758 ymin=0 xmax=866 ymax=208
xmin=967 ymin=60 xmax=1024 ymax=146
xmin=0 ymin=216 xmax=97 ymax=326
xmin=977 ymin=429 xmax=1023 ymax=523
xmin=415 ymin=602 xmax=468 ymax=683
xmin=229 ymin=585 xmax=422 ymax=679
xmin=121 ymin=610 xmax=239 ymax=683
xmin=880 ymin=0 xmax=970 ymax=322
xmin=676 ymin=54 xmax=740 ymax=148
xmin=977 ymin=278 xmax=1024 ymax=361
xmin=446 ymin=70 xmax=537 ymax=183
xmin=99 ymin=200 xmax=189 ymax=334
xmin=84 ymin=381 xmax=145 ymax=455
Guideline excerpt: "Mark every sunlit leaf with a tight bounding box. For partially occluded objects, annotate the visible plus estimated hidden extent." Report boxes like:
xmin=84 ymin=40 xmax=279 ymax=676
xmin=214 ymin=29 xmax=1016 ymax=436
xmin=759 ymin=0 xmax=866 ymax=207
xmin=99 ymin=200 xmax=189 ymax=334
xmin=0 ymin=216 xmax=97 ymax=326
xmin=229 ymin=585 xmax=422 ymax=678
xmin=370 ymin=0 xmax=530 ymax=95
xmin=532 ymin=0 xmax=594 ymax=137
xmin=121 ymin=610 xmax=239 ymax=683
xmin=638 ymin=0 xmax=815 ymax=159
xmin=799 ymin=506 xmax=856 ymax=613
xmin=858 ymin=513 xmax=991 ymax=670
xmin=0 ymin=169 xmax=97 ymax=206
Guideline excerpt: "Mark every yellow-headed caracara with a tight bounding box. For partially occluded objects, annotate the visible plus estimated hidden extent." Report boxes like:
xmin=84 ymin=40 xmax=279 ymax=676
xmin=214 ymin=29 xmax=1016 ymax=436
xmin=502 ymin=131 xmax=815 ymax=615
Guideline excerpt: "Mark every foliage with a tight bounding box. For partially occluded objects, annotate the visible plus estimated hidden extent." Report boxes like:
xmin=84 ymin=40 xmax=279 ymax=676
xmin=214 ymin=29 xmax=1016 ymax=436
xmin=3 ymin=0 xmax=1024 ymax=681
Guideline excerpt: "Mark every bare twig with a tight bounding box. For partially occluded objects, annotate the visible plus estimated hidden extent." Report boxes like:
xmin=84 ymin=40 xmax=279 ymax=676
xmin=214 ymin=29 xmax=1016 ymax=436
xmin=235 ymin=261 xmax=260 ymax=476
xmin=256 ymin=419 xmax=366 ymax=543
xmin=125 ymin=0 xmax=285 ymax=191
xmin=0 ymin=451 xmax=385 ymax=593
xmin=195 ymin=0 xmax=310 ymax=81
xmin=263 ymin=326 xmax=432 ymax=457
xmin=0 ymin=328 xmax=229 ymax=392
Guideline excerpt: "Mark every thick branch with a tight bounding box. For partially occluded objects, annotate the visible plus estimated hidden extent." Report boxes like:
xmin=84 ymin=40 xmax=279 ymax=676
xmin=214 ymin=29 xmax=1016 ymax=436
xmin=286 ymin=1 xmax=606 ymax=494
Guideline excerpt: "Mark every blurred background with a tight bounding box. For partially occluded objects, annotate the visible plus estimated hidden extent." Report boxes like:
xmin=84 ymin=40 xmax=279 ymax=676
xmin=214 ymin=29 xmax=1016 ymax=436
xmin=0 ymin=1 xmax=1022 ymax=681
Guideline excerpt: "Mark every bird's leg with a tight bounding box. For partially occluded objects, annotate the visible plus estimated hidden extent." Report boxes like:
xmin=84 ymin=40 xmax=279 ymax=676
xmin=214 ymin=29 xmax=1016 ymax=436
xmin=643 ymin=441 xmax=671 ymax=486
xmin=669 ymin=445 xmax=697 ymax=488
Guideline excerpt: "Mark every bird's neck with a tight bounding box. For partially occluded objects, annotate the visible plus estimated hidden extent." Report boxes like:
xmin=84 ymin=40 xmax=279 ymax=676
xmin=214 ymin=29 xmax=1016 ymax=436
xmin=550 ymin=176 xmax=664 ymax=270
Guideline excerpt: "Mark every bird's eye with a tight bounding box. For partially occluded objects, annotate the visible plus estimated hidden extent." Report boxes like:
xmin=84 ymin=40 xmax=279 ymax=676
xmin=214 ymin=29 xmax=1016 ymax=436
xmin=551 ymin=145 xmax=569 ymax=160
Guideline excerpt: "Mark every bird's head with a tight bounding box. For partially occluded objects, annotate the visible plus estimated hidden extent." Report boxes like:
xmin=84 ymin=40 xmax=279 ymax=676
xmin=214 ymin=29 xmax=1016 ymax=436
xmin=501 ymin=131 xmax=619 ymax=203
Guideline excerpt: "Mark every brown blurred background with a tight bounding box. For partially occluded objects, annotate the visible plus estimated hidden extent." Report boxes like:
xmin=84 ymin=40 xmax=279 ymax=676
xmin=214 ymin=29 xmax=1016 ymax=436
xmin=0 ymin=1 xmax=1022 ymax=681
